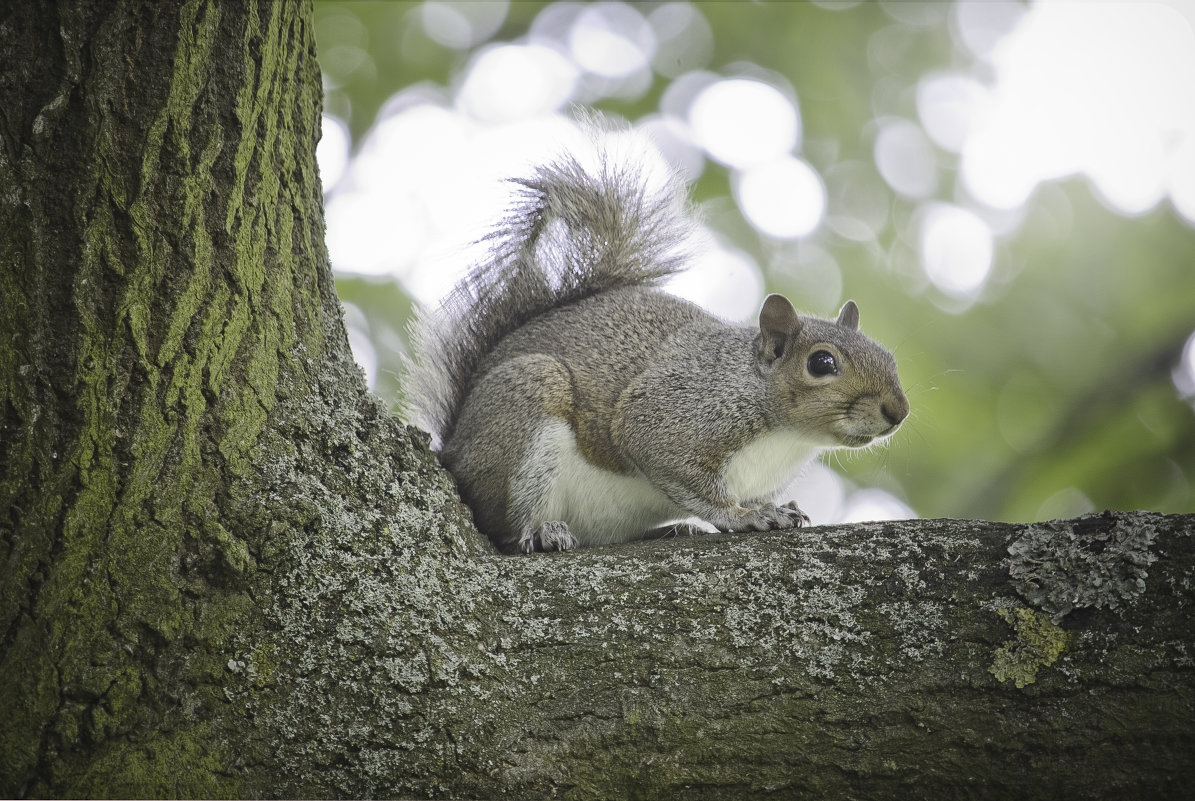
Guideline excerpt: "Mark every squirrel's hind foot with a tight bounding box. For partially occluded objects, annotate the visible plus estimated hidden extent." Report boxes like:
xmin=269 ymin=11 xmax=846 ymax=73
xmin=518 ymin=521 xmax=579 ymax=553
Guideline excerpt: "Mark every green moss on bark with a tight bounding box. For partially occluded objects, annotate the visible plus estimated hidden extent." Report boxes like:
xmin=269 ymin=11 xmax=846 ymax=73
xmin=0 ymin=1 xmax=331 ymax=795
xmin=65 ymin=723 xmax=241 ymax=799
xmin=989 ymin=606 xmax=1073 ymax=688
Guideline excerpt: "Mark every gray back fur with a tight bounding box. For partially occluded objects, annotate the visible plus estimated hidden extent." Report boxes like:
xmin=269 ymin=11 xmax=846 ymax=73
xmin=406 ymin=151 xmax=695 ymax=442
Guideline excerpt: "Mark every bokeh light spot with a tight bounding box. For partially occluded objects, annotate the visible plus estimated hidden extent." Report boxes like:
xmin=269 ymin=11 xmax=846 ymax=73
xmin=958 ymin=1 xmax=1195 ymax=219
xmin=824 ymin=160 xmax=889 ymax=242
xmin=648 ymin=3 xmax=714 ymax=78
xmin=734 ymin=156 xmax=826 ymax=239
xmin=315 ymin=8 xmax=368 ymax=87
xmin=665 ymin=232 xmax=764 ymax=322
xmin=841 ymin=488 xmax=916 ymax=523
xmin=569 ymin=2 xmax=655 ymax=79
xmin=342 ymin=301 xmax=379 ymax=388
xmin=1173 ymin=329 xmax=1195 ymax=403
xmin=874 ymin=118 xmax=938 ymax=198
xmin=688 ymin=78 xmax=800 ymax=168
xmin=784 ymin=463 xmax=847 ymax=524
xmin=919 ymin=203 xmax=993 ymax=299
xmin=916 ymin=72 xmax=990 ymax=153
xmin=1036 ymin=488 xmax=1095 ymax=522
xmin=635 ymin=114 xmax=705 ymax=183
xmin=771 ymin=245 xmax=843 ymax=314
xmin=317 ymin=114 xmax=351 ymax=193
xmin=421 ymin=1 xmax=508 ymax=50
xmin=952 ymin=0 xmax=1025 ymax=59
xmin=458 ymin=44 xmax=578 ymax=123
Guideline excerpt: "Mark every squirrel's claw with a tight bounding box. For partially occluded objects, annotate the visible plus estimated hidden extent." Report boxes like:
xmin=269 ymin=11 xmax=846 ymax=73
xmin=518 ymin=521 xmax=579 ymax=553
xmin=715 ymin=502 xmax=810 ymax=533
xmin=778 ymin=500 xmax=812 ymax=527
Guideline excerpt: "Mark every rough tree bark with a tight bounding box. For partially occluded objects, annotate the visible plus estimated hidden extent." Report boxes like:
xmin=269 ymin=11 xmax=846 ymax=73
xmin=1 ymin=1 xmax=1192 ymax=799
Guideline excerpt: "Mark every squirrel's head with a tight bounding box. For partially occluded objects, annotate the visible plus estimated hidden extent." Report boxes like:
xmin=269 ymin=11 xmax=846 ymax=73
xmin=756 ymin=294 xmax=909 ymax=448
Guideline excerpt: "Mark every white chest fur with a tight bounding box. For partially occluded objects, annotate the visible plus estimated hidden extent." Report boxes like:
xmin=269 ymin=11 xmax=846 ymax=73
xmin=721 ymin=428 xmax=823 ymax=503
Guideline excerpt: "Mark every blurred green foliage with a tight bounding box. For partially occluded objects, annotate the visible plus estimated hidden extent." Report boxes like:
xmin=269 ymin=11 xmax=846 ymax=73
xmin=318 ymin=1 xmax=1195 ymax=522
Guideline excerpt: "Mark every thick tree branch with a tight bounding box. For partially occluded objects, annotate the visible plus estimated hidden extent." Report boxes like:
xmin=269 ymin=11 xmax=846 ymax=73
xmin=238 ymin=376 xmax=1194 ymax=799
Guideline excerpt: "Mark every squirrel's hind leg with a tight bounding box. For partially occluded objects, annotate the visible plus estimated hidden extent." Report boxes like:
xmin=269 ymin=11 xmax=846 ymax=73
xmin=444 ymin=353 xmax=579 ymax=553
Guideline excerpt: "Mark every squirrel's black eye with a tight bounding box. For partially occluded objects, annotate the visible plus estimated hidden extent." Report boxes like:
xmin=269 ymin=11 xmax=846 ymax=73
xmin=807 ymin=350 xmax=838 ymax=377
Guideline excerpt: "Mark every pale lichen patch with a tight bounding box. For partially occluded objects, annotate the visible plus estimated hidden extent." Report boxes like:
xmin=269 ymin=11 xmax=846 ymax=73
xmin=1008 ymin=513 xmax=1159 ymax=622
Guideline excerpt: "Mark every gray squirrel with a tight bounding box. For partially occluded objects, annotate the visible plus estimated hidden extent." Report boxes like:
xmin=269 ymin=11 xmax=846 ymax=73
xmin=407 ymin=147 xmax=909 ymax=554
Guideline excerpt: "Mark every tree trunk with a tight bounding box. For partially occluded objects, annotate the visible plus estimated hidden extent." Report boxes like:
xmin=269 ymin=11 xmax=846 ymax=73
xmin=2 ymin=2 xmax=1193 ymax=799
xmin=1 ymin=0 xmax=351 ymax=794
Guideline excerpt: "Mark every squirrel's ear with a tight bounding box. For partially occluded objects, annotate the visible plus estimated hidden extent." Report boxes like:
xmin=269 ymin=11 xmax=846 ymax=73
xmin=759 ymin=294 xmax=800 ymax=362
xmin=836 ymin=300 xmax=860 ymax=330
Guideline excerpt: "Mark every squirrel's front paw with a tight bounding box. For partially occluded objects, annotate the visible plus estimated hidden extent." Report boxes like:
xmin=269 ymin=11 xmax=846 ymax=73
xmin=518 ymin=521 xmax=579 ymax=553
xmin=751 ymin=502 xmax=810 ymax=530
xmin=719 ymin=502 xmax=811 ymax=532
xmin=714 ymin=504 xmax=796 ymax=533
xmin=777 ymin=500 xmax=812 ymax=527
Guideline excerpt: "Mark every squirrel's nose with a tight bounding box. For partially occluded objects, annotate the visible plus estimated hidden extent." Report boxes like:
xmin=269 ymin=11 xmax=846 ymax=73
xmin=881 ymin=393 xmax=910 ymax=427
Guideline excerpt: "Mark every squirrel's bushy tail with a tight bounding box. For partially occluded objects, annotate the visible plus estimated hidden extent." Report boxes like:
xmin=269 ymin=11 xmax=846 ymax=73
xmin=406 ymin=149 xmax=694 ymax=443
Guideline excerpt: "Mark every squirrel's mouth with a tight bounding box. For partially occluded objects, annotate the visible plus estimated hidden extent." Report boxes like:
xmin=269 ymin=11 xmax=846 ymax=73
xmin=839 ymin=422 xmax=901 ymax=448
xmin=839 ymin=433 xmax=875 ymax=448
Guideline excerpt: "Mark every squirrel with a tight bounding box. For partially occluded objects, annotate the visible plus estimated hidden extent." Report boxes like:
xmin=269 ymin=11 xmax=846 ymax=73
xmin=407 ymin=145 xmax=909 ymax=554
